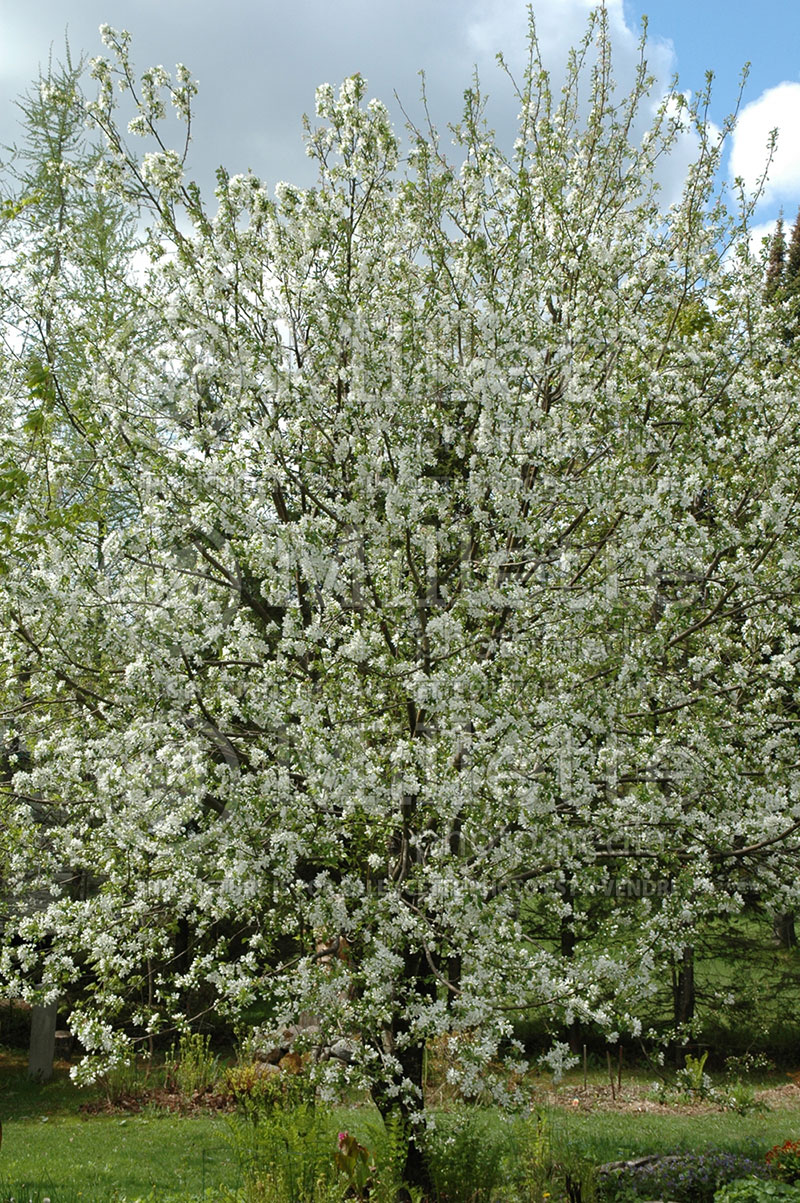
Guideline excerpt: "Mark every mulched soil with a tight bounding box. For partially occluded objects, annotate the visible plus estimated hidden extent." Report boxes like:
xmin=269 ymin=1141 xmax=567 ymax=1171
xmin=79 ymin=1085 xmax=236 ymax=1115
xmin=75 ymin=1078 xmax=800 ymax=1118
xmin=543 ymin=1079 xmax=800 ymax=1114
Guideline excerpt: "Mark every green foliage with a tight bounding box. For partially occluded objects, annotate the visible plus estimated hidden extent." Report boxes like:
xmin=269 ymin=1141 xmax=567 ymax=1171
xmin=714 ymin=1179 xmax=800 ymax=1202
xmin=362 ymin=1111 xmax=409 ymax=1203
xmin=560 ymin=1159 xmax=599 ymax=1203
xmin=501 ymin=1109 xmax=557 ymax=1202
xmin=767 ymin=1142 xmax=800 ymax=1184
xmin=0 ymin=190 xmax=42 ymax=219
xmin=680 ymin=1051 xmax=711 ymax=1095
xmin=725 ymin=1055 xmax=776 ymax=1080
xmin=333 ymin=1129 xmax=374 ymax=1199
xmin=765 ymin=217 xmax=787 ymax=301
xmin=165 ymin=1033 xmax=220 ymax=1099
xmin=225 ymin=1105 xmax=340 ymax=1203
xmin=0 ymin=461 xmax=27 ymax=504
xmin=647 ymin=1050 xmax=764 ymax=1113
xmin=421 ymin=1107 xmax=511 ymax=1203
xmin=100 ymin=1057 xmax=149 ymax=1106
xmin=673 ymin=296 xmax=714 ymax=339
xmin=786 ymin=211 xmax=800 ymax=292
xmin=222 ymin=1062 xmax=316 ymax=1118
xmin=721 ymin=1081 xmax=764 ymax=1117
xmin=24 ymin=354 xmax=56 ymax=407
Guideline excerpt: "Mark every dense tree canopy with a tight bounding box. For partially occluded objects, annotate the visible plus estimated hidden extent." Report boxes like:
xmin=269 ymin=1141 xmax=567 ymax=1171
xmin=1 ymin=11 xmax=799 ymax=1178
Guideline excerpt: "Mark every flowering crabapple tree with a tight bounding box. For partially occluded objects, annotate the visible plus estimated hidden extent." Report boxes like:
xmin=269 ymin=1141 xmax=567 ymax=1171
xmin=2 ymin=10 xmax=800 ymax=1181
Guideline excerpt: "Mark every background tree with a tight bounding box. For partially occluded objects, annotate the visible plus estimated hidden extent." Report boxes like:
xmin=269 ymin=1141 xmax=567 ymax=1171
xmin=764 ymin=212 xmax=786 ymax=299
xmin=0 ymin=50 xmax=159 ymax=1071
xmin=785 ymin=207 xmax=800 ymax=295
xmin=1 ymin=13 xmax=800 ymax=1190
xmin=759 ymin=203 xmax=800 ymax=950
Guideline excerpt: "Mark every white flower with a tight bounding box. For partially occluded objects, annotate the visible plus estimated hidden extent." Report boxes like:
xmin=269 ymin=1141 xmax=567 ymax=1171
xmin=141 ymin=150 xmax=183 ymax=193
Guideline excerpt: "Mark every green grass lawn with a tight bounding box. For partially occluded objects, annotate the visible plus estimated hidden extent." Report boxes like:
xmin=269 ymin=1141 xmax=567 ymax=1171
xmin=0 ymin=1113 xmax=239 ymax=1201
xmin=542 ymin=1064 xmax=800 ymax=1161
xmin=3 ymin=1057 xmax=800 ymax=1202
xmin=546 ymin=1104 xmax=800 ymax=1162
xmin=0 ymin=1053 xmax=240 ymax=1201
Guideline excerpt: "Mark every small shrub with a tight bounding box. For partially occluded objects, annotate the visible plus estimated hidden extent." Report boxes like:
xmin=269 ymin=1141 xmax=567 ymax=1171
xmin=647 ymin=1054 xmax=719 ymax=1108
xmin=768 ymin=1142 xmax=800 ymax=1184
xmin=676 ymin=1050 xmax=713 ymax=1099
xmin=226 ymin=1103 xmax=339 ymax=1203
xmin=724 ymin=1053 xmax=775 ymax=1079
xmin=334 ymin=1129 xmax=375 ymax=1199
xmin=222 ymin=1060 xmax=315 ymax=1118
xmin=100 ymin=1057 xmax=147 ymax=1105
xmin=501 ymin=1110 xmax=563 ymax=1203
xmin=165 ymin=1031 xmax=219 ymax=1099
xmin=422 ymin=1107 xmax=510 ymax=1203
xmin=719 ymin=1080 xmax=764 ymax=1115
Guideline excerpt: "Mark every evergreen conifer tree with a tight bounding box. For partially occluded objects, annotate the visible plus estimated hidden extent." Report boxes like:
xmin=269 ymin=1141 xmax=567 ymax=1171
xmin=785 ymin=207 xmax=800 ymax=294
xmin=765 ymin=213 xmax=786 ymax=300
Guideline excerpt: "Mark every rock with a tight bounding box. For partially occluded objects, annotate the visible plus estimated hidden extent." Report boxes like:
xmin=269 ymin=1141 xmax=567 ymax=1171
xmin=328 ymin=1038 xmax=356 ymax=1063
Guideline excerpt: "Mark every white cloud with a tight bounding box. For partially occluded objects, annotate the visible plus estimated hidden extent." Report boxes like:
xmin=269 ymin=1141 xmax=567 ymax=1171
xmin=467 ymin=0 xmax=674 ymax=82
xmin=729 ymin=83 xmax=800 ymax=207
xmin=0 ymin=0 xmax=698 ymax=207
xmin=747 ymin=217 xmax=780 ymax=259
xmin=465 ymin=0 xmax=697 ymax=207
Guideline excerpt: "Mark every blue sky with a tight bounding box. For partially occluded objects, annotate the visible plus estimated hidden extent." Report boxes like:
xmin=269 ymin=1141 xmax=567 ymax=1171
xmin=626 ymin=0 xmax=800 ymax=111
xmin=626 ymin=0 xmax=800 ymax=229
xmin=1 ymin=0 xmax=798 ymax=230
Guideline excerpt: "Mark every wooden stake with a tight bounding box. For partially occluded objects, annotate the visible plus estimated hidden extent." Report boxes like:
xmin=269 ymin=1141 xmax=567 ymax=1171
xmin=607 ymin=1049 xmax=615 ymax=1100
xmin=583 ymin=1043 xmax=587 ymax=1092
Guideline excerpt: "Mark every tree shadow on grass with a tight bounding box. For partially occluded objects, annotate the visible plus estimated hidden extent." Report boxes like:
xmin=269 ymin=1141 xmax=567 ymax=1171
xmin=0 ymin=1049 xmax=96 ymax=1121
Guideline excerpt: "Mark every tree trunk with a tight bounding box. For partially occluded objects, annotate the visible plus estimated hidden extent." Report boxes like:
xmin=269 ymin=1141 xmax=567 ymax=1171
xmin=773 ymin=912 xmax=797 ymax=949
xmin=370 ymin=949 xmax=435 ymax=1199
xmin=371 ymin=1045 xmax=434 ymax=1200
xmin=28 ymin=998 xmax=58 ymax=1082
xmin=671 ymin=946 xmax=695 ymax=1067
